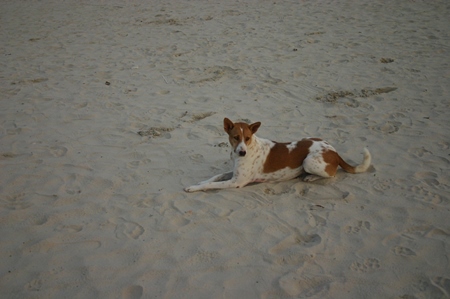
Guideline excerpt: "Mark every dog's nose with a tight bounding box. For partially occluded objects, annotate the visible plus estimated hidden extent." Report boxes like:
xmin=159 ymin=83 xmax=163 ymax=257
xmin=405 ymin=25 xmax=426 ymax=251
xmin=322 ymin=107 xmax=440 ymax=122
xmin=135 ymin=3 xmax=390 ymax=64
xmin=239 ymin=150 xmax=246 ymax=157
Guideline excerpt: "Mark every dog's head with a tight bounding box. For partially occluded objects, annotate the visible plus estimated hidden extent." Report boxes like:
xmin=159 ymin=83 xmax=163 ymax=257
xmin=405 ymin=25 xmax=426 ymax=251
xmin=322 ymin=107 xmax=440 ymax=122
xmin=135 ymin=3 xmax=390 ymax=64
xmin=223 ymin=118 xmax=261 ymax=157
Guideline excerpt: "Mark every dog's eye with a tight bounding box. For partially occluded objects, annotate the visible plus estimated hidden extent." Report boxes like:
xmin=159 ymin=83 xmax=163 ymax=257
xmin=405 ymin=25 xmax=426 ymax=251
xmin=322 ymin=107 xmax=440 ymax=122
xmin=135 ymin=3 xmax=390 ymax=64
xmin=234 ymin=136 xmax=240 ymax=141
xmin=245 ymin=137 xmax=250 ymax=141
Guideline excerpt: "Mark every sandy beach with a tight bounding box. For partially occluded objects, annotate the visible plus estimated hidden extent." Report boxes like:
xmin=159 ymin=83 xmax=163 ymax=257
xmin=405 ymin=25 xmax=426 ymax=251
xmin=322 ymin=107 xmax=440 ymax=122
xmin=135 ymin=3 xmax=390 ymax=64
xmin=1 ymin=0 xmax=449 ymax=298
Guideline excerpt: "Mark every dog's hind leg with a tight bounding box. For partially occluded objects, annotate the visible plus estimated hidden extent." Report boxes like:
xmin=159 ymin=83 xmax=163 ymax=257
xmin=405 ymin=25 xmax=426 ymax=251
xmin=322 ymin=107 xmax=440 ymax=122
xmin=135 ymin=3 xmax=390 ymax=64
xmin=302 ymin=153 xmax=337 ymax=182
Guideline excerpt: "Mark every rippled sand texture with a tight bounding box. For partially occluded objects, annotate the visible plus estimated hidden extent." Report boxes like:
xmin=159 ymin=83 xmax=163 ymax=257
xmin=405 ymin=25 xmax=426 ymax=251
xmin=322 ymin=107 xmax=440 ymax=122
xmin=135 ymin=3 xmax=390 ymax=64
xmin=1 ymin=0 xmax=449 ymax=298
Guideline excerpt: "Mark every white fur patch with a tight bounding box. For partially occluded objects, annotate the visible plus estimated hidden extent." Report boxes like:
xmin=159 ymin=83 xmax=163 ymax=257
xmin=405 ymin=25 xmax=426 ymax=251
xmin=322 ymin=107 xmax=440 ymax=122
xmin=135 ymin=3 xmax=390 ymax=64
xmin=254 ymin=166 xmax=303 ymax=182
xmin=286 ymin=141 xmax=298 ymax=153
xmin=236 ymin=141 xmax=247 ymax=154
xmin=308 ymin=140 xmax=335 ymax=153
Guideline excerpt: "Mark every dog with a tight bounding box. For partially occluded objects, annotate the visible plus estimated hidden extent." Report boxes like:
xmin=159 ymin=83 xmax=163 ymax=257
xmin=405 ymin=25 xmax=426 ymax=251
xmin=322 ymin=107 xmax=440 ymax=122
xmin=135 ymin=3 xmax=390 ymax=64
xmin=184 ymin=118 xmax=371 ymax=192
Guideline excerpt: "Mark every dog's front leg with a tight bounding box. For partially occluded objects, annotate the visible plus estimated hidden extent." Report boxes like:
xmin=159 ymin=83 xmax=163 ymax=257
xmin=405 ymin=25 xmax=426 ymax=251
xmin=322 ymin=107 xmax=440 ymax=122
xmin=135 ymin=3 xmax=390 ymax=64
xmin=198 ymin=172 xmax=233 ymax=184
xmin=184 ymin=174 xmax=247 ymax=192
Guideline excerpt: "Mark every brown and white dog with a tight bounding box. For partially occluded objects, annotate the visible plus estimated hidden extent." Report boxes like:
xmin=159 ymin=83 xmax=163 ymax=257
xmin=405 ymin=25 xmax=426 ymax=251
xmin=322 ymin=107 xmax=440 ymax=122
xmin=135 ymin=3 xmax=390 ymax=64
xmin=184 ymin=118 xmax=371 ymax=192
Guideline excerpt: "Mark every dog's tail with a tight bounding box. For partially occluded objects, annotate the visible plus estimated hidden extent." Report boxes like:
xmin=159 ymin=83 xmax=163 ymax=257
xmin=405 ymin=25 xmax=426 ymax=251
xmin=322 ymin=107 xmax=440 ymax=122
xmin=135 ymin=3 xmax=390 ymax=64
xmin=338 ymin=148 xmax=371 ymax=174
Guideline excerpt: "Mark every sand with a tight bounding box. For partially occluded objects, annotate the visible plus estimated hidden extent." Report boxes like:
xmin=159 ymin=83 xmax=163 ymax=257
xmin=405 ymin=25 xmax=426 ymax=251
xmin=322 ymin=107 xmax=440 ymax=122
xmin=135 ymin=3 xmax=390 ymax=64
xmin=1 ymin=0 xmax=449 ymax=298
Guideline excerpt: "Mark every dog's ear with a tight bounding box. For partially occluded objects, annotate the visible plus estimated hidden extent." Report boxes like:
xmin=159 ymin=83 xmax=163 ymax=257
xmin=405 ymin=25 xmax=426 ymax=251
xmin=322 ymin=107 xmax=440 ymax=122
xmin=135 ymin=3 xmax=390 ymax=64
xmin=249 ymin=122 xmax=261 ymax=134
xmin=223 ymin=118 xmax=234 ymax=132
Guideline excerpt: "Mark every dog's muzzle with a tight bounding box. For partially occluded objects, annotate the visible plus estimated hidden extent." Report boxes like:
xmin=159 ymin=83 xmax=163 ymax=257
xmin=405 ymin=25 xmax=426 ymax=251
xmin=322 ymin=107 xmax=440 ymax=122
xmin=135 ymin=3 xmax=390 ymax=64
xmin=238 ymin=150 xmax=246 ymax=157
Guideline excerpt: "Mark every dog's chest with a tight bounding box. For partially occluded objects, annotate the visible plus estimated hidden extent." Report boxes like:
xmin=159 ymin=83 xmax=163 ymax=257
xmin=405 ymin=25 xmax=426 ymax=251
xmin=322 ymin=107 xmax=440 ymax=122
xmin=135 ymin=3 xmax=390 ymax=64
xmin=233 ymin=144 xmax=266 ymax=171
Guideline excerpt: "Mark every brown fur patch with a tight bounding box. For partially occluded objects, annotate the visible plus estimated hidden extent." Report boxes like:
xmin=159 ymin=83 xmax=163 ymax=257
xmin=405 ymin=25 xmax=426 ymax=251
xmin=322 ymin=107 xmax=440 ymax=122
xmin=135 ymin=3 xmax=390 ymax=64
xmin=263 ymin=139 xmax=313 ymax=173
xmin=322 ymin=150 xmax=340 ymax=176
xmin=224 ymin=118 xmax=261 ymax=152
xmin=322 ymin=150 xmax=358 ymax=175
xmin=227 ymin=123 xmax=253 ymax=148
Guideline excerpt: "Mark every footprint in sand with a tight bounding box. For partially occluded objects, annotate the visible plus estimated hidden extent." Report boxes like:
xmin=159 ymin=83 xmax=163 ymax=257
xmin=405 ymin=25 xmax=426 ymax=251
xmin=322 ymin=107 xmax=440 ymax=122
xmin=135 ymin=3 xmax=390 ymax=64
xmin=369 ymin=121 xmax=401 ymax=134
xmin=127 ymin=159 xmax=151 ymax=169
xmin=372 ymin=178 xmax=393 ymax=192
xmin=1 ymin=193 xmax=32 ymax=210
xmin=155 ymin=212 xmax=190 ymax=232
xmin=307 ymin=212 xmax=327 ymax=228
xmin=392 ymin=246 xmax=416 ymax=256
xmin=138 ymin=127 xmax=174 ymax=138
xmin=55 ymin=224 xmax=83 ymax=233
xmin=413 ymin=171 xmax=440 ymax=187
xmin=22 ymin=213 xmax=48 ymax=226
xmin=269 ymin=233 xmax=321 ymax=255
xmin=413 ymin=276 xmax=450 ymax=298
xmin=263 ymin=185 xmax=292 ymax=196
xmin=350 ymin=258 xmax=380 ymax=272
xmin=407 ymin=147 xmax=432 ymax=158
xmin=63 ymin=174 xmax=83 ymax=195
xmin=344 ymin=220 xmax=371 ymax=234
xmin=189 ymin=153 xmax=204 ymax=162
xmin=409 ymin=185 xmax=444 ymax=205
xmin=49 ymin=145 xmax=68 ymax=157
xmin=274 ymin=254 xmax=312 ymax=266
xmin=279 ymin=273 xmax=331 ymax=297
xmin=113 ymin=218 xmax=145 ymax=240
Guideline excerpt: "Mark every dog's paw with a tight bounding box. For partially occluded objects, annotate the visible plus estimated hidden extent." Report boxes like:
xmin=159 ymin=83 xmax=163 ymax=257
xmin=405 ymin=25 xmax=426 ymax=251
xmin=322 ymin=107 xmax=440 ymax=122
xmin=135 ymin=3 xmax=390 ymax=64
xmin=184 ymin=186 xmax=194 ymax=192
xmin=184 ymin=185 xmax=200 ymax=193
